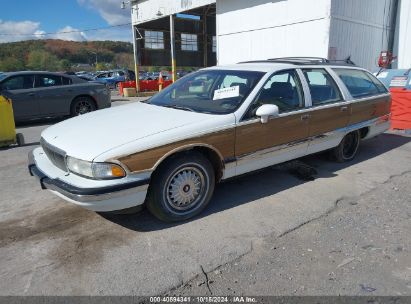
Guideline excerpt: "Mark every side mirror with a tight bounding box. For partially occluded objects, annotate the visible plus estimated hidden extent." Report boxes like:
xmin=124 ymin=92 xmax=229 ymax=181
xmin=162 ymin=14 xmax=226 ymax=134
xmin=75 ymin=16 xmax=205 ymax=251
xmin=256 ymin=104 xmax=279 ymax=124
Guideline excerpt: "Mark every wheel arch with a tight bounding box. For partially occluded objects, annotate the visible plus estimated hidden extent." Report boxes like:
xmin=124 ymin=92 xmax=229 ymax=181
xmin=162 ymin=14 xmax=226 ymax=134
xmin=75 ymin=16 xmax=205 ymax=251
xmin=359 ymin=127 xmax=369 ymax=139
xmin=151 ymin=144 xmax=225 ymax=182
xmin=71 ymin=94 xmax=98 ymax=110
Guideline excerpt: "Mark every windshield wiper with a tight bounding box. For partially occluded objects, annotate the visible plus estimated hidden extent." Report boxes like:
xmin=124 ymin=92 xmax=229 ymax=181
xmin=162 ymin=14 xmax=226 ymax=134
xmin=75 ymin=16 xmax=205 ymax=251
xmin=163 ymin=105 xmax=195 ymax=112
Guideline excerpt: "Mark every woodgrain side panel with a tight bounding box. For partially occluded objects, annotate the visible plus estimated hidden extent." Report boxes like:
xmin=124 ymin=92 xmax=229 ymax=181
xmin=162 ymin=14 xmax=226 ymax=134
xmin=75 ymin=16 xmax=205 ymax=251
xmin=309 ymin=105 xmax=350 ymax=137
xmin=349 ymin=95 xmax=391 ymax=126
xmin=236 ymin=114 xmax=309 ymax=157
xmin=119 ymin=129 xmax=236 ymax=172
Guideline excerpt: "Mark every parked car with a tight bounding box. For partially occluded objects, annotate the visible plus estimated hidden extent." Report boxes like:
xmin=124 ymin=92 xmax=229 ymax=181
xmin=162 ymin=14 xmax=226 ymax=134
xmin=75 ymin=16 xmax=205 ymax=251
xmin=0 ymin=71 xmax=111 ymax=122
xmin=94 ymin=69 xmax=135 ymax=89
xmin=77 ymin=74 xmax=96 ymax=82
xmin=29 ymin=58 xmax=391 ymax=222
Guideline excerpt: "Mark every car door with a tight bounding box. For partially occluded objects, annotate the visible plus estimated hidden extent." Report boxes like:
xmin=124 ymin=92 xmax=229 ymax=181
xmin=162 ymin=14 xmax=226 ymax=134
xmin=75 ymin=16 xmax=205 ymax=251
xmin=332 ymin=68 xmax=391 ymax=125
xmin=0 ymin=74 xmax=39 ymax=121
xmin=301 ymin=68 xmax=350 ymax=154
xmin=235 ymin=69 xmax=310 ymax=176
xmin=35 ymin=74 xmax=69 ymax=117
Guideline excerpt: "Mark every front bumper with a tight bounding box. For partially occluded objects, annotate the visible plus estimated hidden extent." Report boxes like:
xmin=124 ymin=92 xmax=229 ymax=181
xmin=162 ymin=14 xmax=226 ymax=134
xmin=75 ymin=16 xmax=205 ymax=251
xmin=28 ymin=149 xmax=149 ymax=212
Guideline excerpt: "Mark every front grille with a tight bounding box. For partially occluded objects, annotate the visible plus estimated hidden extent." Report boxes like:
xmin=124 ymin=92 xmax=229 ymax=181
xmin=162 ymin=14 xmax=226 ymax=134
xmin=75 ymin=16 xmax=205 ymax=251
xmin=40 ymin=138 xmax=67 ymax=172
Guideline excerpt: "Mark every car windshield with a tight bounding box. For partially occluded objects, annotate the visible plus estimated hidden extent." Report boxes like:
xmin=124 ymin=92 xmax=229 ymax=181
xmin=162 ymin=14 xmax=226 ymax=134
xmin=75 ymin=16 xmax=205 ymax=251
xmin=148 ymin=70 xmax=265 ymax=114
xmin=0 ymin=74 xmax=7 ymax=81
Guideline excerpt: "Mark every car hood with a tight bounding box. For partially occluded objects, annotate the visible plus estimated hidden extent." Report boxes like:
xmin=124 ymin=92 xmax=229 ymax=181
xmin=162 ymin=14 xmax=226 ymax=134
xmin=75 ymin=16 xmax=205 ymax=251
xmin=41 ymin=102 xmax=215 ymax=161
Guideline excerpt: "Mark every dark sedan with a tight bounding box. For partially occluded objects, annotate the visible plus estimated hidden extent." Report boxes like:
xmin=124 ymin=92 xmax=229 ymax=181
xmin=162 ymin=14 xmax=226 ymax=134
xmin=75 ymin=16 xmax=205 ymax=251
xmin=0 ymin=71 xmax=111 ymax=122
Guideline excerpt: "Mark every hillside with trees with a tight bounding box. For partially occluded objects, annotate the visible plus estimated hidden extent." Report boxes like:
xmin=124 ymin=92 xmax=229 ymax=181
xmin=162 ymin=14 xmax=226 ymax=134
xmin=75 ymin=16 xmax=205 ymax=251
xmin=0 ymin=39 xmax=134 ymax=72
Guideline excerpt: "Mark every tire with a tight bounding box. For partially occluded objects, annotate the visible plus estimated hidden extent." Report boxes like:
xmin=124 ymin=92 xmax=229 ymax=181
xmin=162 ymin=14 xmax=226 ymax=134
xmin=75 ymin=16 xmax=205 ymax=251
xmin=332 ymin=130 xmax=360 ymax=163
xmin=16 ymin=133 xmax=25 ymax=146
xmin=70 ymin=96 xmax=96 ymax=117
xmin=146 ymin=152 xmax=215 ymax=222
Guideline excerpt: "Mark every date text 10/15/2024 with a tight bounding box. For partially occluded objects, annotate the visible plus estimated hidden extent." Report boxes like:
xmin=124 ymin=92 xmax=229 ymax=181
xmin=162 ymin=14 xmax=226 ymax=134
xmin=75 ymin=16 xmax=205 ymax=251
xmin=149 ymin=296 xmax=258 ymax=303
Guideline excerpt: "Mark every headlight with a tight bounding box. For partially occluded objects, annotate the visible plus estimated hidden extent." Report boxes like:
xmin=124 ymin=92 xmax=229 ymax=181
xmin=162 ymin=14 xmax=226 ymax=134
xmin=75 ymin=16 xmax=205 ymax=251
xmin=66 ymin=156 xmax=126 ymax=180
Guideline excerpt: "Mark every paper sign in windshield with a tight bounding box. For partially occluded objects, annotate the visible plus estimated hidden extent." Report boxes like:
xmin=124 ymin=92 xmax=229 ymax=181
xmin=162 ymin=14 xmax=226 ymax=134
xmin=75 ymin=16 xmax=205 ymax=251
xmin=213 ymin=86 xmax=240 ymax=100
xmin=390 ymin=76 xmax=408 ymax=87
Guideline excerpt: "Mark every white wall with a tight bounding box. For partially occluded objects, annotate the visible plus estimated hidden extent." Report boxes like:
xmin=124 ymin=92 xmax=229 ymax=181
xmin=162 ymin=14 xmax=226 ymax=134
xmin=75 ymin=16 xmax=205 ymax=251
xmin=216 ymin=0 xmax=332 ymax=65
xmin=329 ymin=0 xmax=397 ymax=71
xmin=394 ymin=0 xmax=411 ymax=69
xmin=133 ymin=0 xmax=215 ymax=24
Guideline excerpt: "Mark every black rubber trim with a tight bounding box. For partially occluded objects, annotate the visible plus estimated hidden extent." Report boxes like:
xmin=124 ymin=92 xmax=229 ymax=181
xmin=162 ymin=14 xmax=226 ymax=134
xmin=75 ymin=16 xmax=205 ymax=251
xmin=28 ymin=163 xmax=150 ymax=196
xmin=224 ymin=157 xmax=237 ymax=164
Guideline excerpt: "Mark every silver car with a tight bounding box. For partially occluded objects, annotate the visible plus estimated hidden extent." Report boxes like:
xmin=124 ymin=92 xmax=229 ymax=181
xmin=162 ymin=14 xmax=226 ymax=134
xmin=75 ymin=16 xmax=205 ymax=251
xmin=0 ymin=71 xmax=111 ymax=122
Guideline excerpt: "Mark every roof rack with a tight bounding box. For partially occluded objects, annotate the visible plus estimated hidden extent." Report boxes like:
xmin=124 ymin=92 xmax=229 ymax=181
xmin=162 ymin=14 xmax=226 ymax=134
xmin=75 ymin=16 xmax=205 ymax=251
xmin=239 ymin=56 xmax=356 ymax=66
xmin=269 ymin=57 xmax=329 ymax=64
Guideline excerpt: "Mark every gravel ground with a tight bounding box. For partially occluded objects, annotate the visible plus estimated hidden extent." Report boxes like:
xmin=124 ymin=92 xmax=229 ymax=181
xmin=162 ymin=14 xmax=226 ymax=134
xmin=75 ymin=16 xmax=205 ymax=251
xmin=173 ymin=172 xmax=411 ymax=296
xmin=1 ymin=93 xmax=410 ymax=297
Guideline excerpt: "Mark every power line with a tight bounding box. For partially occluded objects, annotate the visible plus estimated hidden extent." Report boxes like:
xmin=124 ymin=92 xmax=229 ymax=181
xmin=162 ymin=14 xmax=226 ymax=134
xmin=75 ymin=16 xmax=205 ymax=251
xmin=0 ymin=22 xmax=132 ymax=36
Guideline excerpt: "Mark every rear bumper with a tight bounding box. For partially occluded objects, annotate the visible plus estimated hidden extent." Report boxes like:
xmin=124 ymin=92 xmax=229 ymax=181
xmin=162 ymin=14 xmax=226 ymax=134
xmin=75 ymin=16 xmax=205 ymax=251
xmin=28 ymin=150 xmax=149 ymax=212
xmin=97 ymin=92 xmax=112 ymax=109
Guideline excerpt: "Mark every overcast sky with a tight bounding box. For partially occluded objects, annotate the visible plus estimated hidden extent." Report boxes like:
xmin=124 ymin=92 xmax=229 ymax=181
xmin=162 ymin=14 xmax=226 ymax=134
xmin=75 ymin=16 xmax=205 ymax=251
xmin=0 ymin=0 xmax=133 ymax=43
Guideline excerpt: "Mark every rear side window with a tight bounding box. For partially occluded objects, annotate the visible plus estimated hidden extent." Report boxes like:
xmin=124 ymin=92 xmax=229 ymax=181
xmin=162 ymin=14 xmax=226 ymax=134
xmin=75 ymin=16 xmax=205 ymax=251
xmin=1 ymin=75 xmax=34 ymax=90
xmin=35 ymin=75 xmax=62 ymax=88
xmin=367 ymin=72 xmax=388 ymax=93
xmin=302 ymin=69 xmax=342 ymax=106
xmin=62 ymin=77 xmax=72 ymax=85
xmin=333 ymin=69 xmax=386 ymax=98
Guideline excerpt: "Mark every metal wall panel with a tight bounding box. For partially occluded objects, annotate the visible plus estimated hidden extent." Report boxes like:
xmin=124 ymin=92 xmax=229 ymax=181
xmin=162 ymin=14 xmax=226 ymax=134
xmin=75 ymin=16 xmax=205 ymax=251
xmin=394 ymin=0 xmax=411 ymax=69
xmin=217 ymin=18 xmax=331 ymax=65
xmin=134 ymin=0 xmax=216 ymax=24
xmin=329 ymin=0 xmax=397 ymax=71
xmin=216 ymin=0 xmax=332 ymax=65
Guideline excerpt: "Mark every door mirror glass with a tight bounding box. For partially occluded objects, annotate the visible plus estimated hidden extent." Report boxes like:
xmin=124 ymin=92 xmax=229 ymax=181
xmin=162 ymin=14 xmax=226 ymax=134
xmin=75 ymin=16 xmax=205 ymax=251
xmin=256 ymin=104 xmax=279 ymax=124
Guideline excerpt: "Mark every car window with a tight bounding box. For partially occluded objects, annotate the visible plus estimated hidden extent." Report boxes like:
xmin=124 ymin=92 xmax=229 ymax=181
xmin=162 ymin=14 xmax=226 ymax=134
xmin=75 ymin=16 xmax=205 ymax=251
xmin=244 ymin=70 xmax=304 ymax=119
xmin=148 ymin=70 xmax=264 ymax=115
xmin=35 ymin=75 xmax=62 ymax=88
xmin=334 ymin=69 xmax=387 ymax=97
xmin=368 ymin=72 xmax=389 ymax=93
xmin=302 ymin=69 xmax=342 ymax=106
xmin=1 ymin=75 xmax=34 ymax=90
xmin=62 ymin=77 xmax=72 ymax=85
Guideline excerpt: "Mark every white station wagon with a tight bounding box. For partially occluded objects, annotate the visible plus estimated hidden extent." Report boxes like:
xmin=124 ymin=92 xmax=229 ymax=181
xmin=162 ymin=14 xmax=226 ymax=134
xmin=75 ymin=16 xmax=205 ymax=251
xmin=29 ymin=58 xmax=391 ymax=222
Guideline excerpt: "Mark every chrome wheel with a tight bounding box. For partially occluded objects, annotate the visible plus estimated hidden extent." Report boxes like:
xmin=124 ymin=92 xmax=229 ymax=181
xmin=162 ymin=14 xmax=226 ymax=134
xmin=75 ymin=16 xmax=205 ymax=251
xmin=75 ymin=100 xmax=93 ymax=115
xmin=147 ymin=152 xmax=215 ymax=222
xmin=164 ymin=165 xmax=208 ymax=213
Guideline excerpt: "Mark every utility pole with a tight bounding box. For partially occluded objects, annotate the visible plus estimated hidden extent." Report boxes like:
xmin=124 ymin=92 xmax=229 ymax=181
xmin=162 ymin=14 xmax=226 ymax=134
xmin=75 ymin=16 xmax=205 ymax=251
xmin=170 ymin=15 xmax=177 ymax=82
xmin=122 ymin=1 xmax=140 ymax=93
xmin=132 ymin=24 xmax=140 ymax=93
xmin=89 ymin=51 xmax=98 ymax=70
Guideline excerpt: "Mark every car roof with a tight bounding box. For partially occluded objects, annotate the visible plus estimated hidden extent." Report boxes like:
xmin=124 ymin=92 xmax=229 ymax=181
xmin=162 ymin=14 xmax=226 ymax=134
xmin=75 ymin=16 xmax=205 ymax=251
xmin=205 ymin=60 xmax=366 ymax=74
xmin=1 ymin=71 xmax=72 ymax=78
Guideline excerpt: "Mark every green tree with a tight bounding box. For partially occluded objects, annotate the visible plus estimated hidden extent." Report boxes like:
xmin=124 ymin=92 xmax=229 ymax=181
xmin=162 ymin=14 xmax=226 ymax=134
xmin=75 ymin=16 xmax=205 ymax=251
xmin=27 ymin=50 xmax=61 ymax=71
xmin=95 ymin=62 xmax=112 ymax=71
xmin=0 ymin=57 xmax=25 ymax=72
xmin=60 ymin=59 xmax=72 ymax=71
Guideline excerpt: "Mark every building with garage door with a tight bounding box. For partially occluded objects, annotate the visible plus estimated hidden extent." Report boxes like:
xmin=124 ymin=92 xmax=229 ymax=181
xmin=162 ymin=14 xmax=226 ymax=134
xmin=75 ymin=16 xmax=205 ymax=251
xmin=130 ymin=0 xmax=411 ymax=75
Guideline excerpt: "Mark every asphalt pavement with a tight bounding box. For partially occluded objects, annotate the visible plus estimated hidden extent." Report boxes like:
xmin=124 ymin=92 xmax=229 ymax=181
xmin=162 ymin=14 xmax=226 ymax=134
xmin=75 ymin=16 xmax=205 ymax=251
xmin=0 ymin=96 xmax=410 ymax=296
